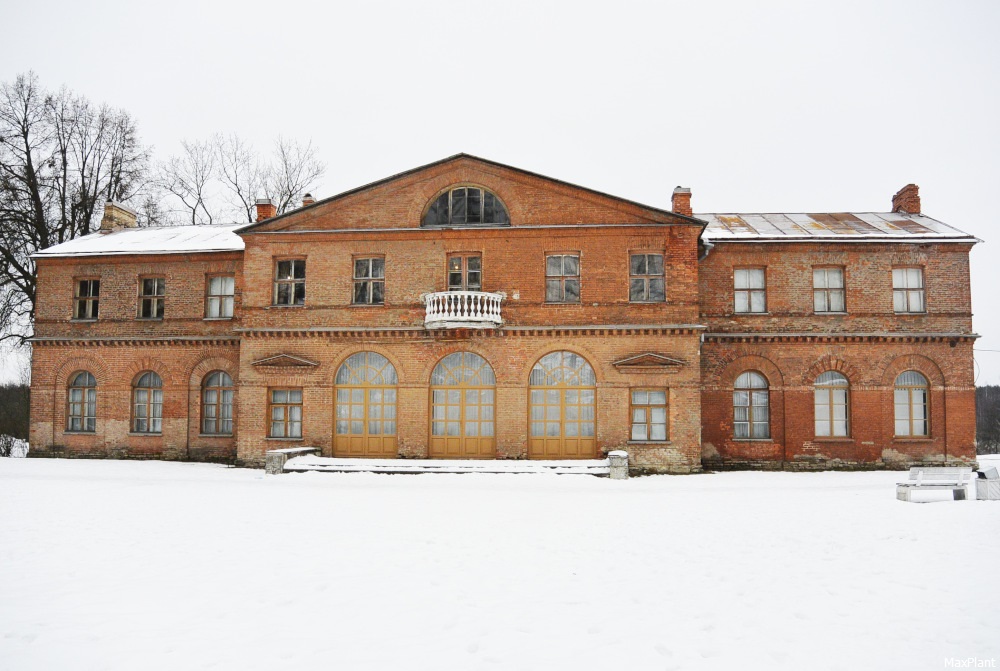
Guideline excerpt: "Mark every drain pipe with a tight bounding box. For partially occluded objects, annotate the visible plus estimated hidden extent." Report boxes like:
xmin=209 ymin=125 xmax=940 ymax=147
xmin=699 ymin=239 xmax=715 ymax=260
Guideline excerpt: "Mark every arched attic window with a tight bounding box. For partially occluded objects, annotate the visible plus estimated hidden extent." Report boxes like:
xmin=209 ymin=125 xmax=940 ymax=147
xmin=423 ymin=186 xmax=510 ymax=227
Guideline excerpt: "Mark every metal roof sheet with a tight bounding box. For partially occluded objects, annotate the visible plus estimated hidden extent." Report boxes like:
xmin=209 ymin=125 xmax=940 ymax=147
xmin=32 ymin=225 xmax=245 ymax=258
xmin=699 ymin=212 xmax=977 ymax=242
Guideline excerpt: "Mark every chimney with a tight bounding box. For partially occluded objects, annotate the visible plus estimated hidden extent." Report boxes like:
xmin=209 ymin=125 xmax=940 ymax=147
xmin=99 ymin=201 xmax=138 ymax=232
xmin=672 ymin=187 xmax=692 ymax=216
xmin=302 ymin=193 xmax=316 ymax=207
xmin=892 ymin=184 xmax=920 ymax=214
xmin=255 ymin=198 xmax=277 ymax=221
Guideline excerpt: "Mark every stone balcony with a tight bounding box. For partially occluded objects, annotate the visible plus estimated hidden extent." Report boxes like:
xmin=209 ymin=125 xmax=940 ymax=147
xmin=423 ymin=291 xmax=506 ymax=329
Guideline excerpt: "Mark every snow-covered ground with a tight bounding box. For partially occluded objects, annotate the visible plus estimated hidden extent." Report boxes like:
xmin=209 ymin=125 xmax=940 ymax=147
xmin=1 ymin=457 xmax=998 ymax=671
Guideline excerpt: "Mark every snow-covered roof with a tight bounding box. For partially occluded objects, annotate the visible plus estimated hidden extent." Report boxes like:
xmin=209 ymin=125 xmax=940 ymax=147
xmin=32 ymin=225 xmax=245 ymax=258
xmin=699 ymin=212 xmax=978 ymax=242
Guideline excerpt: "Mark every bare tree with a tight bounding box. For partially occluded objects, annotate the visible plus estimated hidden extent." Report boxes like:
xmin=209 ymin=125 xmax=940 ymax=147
xmin=266 ymin=137 xmax=325 ymax=214
xmin=157 ymin=138 xmax=218 ymax=225
xmin=217 ymin=133 xmax=267 ymax=223
xmin=0 ymin=72 xmax=149 ymax=342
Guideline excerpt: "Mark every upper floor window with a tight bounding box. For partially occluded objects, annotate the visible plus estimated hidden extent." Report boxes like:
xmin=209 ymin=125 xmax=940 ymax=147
xmin=354 ymin=257 xmax=385 ymax=304
xmin=202 ymin=371 xmax=234 ymax=435
xmin=733 ymin=371 xmax=769 ymax=439
xmin=138 ymin=278 xmax=165 ymax=319
xmin=893 ymin=267 xmax=925 ymax=313
xmin=73 ymin=279 xmax=100 ymax=320
xmin=132 ymin=371 xmax=163 ymax=433
xmin=814 ymin=371 xmax=849 ymax=438
xmin=274 ymin=259 xmax=305 ymax=306
xmin=894 ymin=371 xmax=929 ymax=437
xmin=67 ymin=371 xmax=97 ymax=432
xmin=734 ymin=268 xmax=766 ymax=313
xmin=629 ymin=253 xmax=665 ymax=302
xmin=448 ymin=254 xmax=481 ymax=292
xmin=545 ymin=254 xmax=580 ymax=303
xmin=423 ymin=187 xmax=510 ymax=227
xmin=813 ymin=267 xmax=845 ymax=313
xmin=206 ymin=275 xmax=235 ymax=319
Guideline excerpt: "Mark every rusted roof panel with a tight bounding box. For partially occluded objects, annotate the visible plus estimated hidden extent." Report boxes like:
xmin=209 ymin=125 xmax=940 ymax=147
xmin=700 ymin=212 xmax=976 ymax=242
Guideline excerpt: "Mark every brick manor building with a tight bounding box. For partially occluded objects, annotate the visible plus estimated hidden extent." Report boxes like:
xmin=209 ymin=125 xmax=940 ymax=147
xmin=28 ymin=155 xmax=980 ymax=472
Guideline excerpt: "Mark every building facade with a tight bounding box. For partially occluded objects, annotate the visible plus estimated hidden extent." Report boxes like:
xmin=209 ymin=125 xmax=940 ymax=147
xmin=27 ymin=155 xmax=980 ymax=472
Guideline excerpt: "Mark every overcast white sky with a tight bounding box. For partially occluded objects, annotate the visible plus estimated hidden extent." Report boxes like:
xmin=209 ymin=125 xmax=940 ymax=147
xmin=2 ymin=0 xmax=998 ymax=384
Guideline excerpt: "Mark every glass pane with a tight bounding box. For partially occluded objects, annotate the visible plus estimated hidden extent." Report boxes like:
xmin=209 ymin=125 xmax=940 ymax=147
xmin=814 ymin=291 xmax=826 ymax=312
xmin=629 ymin=279 xmax=646 ymax=302
xmin=630 ymin=255 xmax=645 ymax=275
xmin=466 ymin=188 xmax=481 ymax=223
xmin=750 ymin=291 xmax=765 ymax=312
xmin=813 ymin=269 xmax=827 ymax=289
xmin=632 ymin=390 xmax=646 ymax=404
xmin=651 ymin=407 xmax=666 ymax=423
xmin=564 ymin=280 xmax=580 ymax=302
xmin=735 ymin=293 xmax=749 ymax=313
xmin=632 ymin=425 xmax=647 ymax=441
xmin=451 ymin=188 xmax=466 ymax=223
xmin=650 ymin=424 xmax=667 ymax=441
xmin=563 ymin=256 xmax=579 ymax=276
xmin=649 ymin=279 xmax=665 ymax=301
xmin=293 ymin=283 xmax=305 ymax=305
xmin=648 ymin=255 xmax=663 ymax=274
xmin=371 ymin=258 xmax=385 ymax=278
xmin=749 ymin=269 xmax=765 ymax=289
xmin=829 ymin=291 xmax=845 ymax=312
xmin=546 ymin=256 xmax=562 ymax=276
xmin=734 ymin=422 xmax=749 ymax=438
xmin=649 ymin=391 xmax=666 ymax=404
xmin=545 ymin=280 xmax=562 ymax=302
xmin=354 ymin=259 xmax=370 ymax=278
xmin=734 ymin=269 xmax=748 ymax=290
xmin=893 ymin=291 xmax=907 ymax=312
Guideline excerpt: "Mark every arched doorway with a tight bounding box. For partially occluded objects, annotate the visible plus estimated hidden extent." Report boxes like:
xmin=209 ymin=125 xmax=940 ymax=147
xmin=528 ymin=351 xmax=597 ymax=459
xmin=429 ymin=352 xmax=496 ymax=458
xmin=333 ymin=352 xmax=398 ymax=457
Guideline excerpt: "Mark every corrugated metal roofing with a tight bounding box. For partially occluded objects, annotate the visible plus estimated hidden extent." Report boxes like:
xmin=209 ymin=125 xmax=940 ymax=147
xmin=32 ymin=225 xmax=245 ymax=258
xmin=699 ymin=212 xmax=977 ymax=242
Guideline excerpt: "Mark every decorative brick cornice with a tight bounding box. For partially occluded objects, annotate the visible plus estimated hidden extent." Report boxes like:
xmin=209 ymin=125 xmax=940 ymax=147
xmin=235 ymin=324 xmax=706 ymax=339
xmin=702 ymin=332 xmax=977 ymax=344
xmin=29 ymin=336 xmax=241 ymax=347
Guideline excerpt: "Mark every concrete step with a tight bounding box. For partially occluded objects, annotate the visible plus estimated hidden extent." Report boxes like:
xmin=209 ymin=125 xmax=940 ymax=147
xmin=283 ymin=455 xmax=612 ymax=476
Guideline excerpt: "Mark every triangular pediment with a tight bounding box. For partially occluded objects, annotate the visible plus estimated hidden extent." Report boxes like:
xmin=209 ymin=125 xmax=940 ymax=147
xmin=239 ymin=154 xmax=703 ymax=234
xmin=250 ymin=354 xmax=319 ymax=368
xmin=612 ymin=353 xmax=687 ymax=370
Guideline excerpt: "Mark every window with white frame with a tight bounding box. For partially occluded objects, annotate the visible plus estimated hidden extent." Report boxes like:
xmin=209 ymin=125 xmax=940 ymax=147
xmin=892 ymin=267 xmax=924 ymax=313
xmin=733 ymin=371 xmax=769 ymax=439
xmin=813 ymin=267 xmax=845 ymax=313
xmin=734 ymin=268 xmax=766 ymax=313
xmin=814 ymin=371 xmax=849 ymax=437
xmin=206 ymin=275 xmax=235 ymax=318
xmin=894 ymin=371 xmax=929 ymax=437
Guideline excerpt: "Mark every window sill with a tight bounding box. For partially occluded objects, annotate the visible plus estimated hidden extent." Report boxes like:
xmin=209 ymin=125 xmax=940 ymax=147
xmin=267 ymin=304 xmax=305 ymax=309
xmin=814 ymin=312 xmax=848 ymax=316
xmin=203 ymin=317 xmax=234 ymax=321
xmin=893 ymin=312 xmax=927 ymax=315
xmin=198 ymin=433 xmax=234 ymax=438
xmin=892 ymin=437 xmax=933 ymax=442
xmin=813 ymin=437 xmax=854 ymax=443
xmin=70 ymin=319 xmax=98 ymax=323
xmin=135 ymin=318 xmax=163 ymax=322
xmin=350 ymin=303 xmax=386 ymax=307
xmin=627 ymin=440 xmax=671 ymax=446
xmin=266 ymin=437 xmax=303 ymax=441
xmin=543 ymin=302 xmax=583 ymax=306
xmin=732 ymin=311 xmax=770 ymax=316
xmin=63 ymin=430 xmax=97 ymax=435
xmin=629 ymin=301 xmax=667 ymax=305
xmin=732 ymin=438 xmax=774 ymax=442
xmin=128 ymin=432 xmax=162 ymax=437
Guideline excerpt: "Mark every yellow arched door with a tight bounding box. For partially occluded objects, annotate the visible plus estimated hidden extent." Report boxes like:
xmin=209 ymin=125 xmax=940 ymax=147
xmin=429 ymin=352 xmax=496 ymax=459
xmin=528 ymin=351 xmax=597 ymax=459
xmin=333 ymin=352 xmax=398 ymax=457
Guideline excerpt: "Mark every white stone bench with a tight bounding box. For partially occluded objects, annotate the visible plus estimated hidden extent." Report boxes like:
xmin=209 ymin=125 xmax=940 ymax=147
xmin=896 ymin=466 xmax=973 ymax=502
xmin=265 ymin=447 xmax=320 ymax=475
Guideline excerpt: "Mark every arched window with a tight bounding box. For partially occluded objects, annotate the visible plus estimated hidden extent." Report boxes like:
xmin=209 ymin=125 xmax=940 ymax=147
xmin=334 ymin=352 xmax=398 ymax=457
xmin=133 ymin=371 xmax=163 ymax=433
xmin=67 ymin=371 xmax=97 ymax=432
xmin=430 ymin=352 xmax=496 ymax=458
xmin=423 ymin=186 xmax=510 ymax=227
xmin=528 ymin=351 xmax=597 ymax=459
xmin=814 ymin=371 xmax=849 ymax=437
xmin=733 ymin=371 xmax=769 ymax=439
xmin=894 ymin=371 xmax=929 ymax=437
xmin=202 ymin=371 xmax=234 ymax=435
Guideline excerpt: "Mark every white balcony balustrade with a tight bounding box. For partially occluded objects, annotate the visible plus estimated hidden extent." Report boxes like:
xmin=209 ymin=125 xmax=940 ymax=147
xmin=423 ymin=291 xmax=505 ymax=329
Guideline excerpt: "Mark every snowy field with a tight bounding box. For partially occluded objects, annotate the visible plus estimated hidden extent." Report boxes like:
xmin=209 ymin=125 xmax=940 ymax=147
xmin=1 ymin=457 xmax=998 ymax=671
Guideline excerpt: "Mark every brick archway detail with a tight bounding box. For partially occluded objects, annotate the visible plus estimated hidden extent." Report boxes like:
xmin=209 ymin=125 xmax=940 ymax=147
xmin=327 ymin=346 xmax=406 ymax=386
xmin=417 ymin=344 xmax=497 ymax=385
xmin=518 ymin=341 xmax=605 ymax=385
xmin=54 ymin=355 xmax=111 ymax=388
xmin=877 ymin=353 xmax=946 ymax=388
xmin=124 ymin=357 xmax=170 ymax=386
xmin=718 ymin=354 xmax=784 ymax=389
xmin=188 ymin=354 xmax=239 ymax=388
xmin=802 ymin=355 xmax=859 ymax=386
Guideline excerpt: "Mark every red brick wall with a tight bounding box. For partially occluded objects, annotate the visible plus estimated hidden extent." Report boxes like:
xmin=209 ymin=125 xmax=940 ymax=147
xmin=698 ymin=240 xmax=977 ymax=469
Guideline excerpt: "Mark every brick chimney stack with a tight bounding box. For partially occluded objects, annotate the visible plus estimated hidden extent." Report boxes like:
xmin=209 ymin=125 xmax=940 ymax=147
xmin=302 ymin=193 xmax=316 ymax=207
xmin=99 ymin=201 xmax=138 ymax=232
xmin=892 ymin=184 xmax=920 ymax=214
xmin=672 ymin=187 xmax=692 ymax=216
xmin=255 ymin=198 xmax=277 ymax=221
